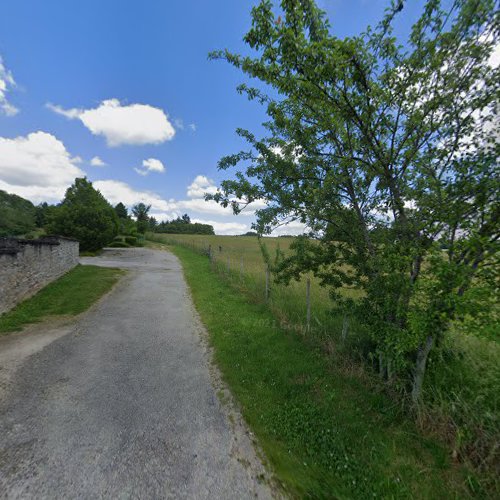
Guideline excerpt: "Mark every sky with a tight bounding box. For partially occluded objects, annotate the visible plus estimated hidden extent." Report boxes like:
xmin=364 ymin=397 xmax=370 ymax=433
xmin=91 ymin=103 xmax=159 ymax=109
xmin=0 ymin=0 xmax=437 ymax=234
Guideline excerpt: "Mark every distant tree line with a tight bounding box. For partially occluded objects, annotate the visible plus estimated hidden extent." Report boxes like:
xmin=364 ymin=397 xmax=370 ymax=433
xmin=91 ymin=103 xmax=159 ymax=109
xmin=153 ymin=214 xmax=215 ymax=235
xmin=1 ymin=178 xmax=214 ymax=251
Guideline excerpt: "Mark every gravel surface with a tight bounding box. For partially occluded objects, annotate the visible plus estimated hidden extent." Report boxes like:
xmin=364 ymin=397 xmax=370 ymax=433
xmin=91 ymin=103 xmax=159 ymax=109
xmin=0 ymin=248 xmax=274 ymax=499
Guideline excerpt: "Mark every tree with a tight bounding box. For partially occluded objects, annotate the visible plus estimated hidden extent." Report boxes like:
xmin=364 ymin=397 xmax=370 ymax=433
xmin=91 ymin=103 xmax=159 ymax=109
xmin=47 ymin=178 xmax=119 ymax=251
xmin=181 ymin=213 xmax=191 ymax=224
xmin=209 ymin=0 xmax=499 ymax=403
xmin=114 ymin=202 xmax=129 ymax=220
xmin=149 ymin=216 xmax=158 ymax=231
xmin=0 ymin=190 xmax=36 ymax=236
xmin=131 ymin=203 xmax=151 ymax=234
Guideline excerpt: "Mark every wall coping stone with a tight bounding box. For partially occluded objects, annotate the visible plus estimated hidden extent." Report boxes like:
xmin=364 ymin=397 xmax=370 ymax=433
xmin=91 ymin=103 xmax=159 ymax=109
xmin=0 ymin=236 xmax=79 ymax=256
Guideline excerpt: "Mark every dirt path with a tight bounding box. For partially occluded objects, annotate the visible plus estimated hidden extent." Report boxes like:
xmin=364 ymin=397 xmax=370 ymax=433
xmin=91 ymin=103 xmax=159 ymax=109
xmin=0 ymin=248 xmax=274 ymax=499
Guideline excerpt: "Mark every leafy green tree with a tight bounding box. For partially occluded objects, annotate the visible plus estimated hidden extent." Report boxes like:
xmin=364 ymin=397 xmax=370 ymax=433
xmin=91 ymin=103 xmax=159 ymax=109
xmin=0 ymin=190 xmax=36 ymax=236
xmin=131 ymin=203 xmax=151 ymax=234
xmin=149 ymin=216 xmax=158 ymax=231
xmin=114 ymin=202 xmax=129 ymax=220
xmin=34 ymin=202 xmax=59 ymax=230
xmin=114 ymin=202 xmax=137 ymax=235
xmin=209 ymin=0 xmax=499 ymax=402
xmin=47 ymin=178 xmax=119 ymax=251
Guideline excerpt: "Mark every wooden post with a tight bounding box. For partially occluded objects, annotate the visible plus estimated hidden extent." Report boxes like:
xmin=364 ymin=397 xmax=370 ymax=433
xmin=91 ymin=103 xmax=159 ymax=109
xmin=306 ymin=278 xmax=311 ymax=332
xmin=265 ymin=265 xmax=270 ymax=302
xmin=341 ymin=316 xmax=349 ymax=341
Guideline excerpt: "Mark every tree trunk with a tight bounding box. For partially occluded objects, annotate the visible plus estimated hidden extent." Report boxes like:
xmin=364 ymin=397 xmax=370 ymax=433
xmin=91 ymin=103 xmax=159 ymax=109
xmin=411 ymin=335 xmax=434 ymax=405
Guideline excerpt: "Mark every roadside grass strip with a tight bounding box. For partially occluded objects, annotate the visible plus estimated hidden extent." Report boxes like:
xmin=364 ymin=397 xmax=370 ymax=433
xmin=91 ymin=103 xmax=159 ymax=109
xmin=170 ymin=243 xmax=478 ymax=499
xmin=0 ymin=265 xmax=124 ymax=334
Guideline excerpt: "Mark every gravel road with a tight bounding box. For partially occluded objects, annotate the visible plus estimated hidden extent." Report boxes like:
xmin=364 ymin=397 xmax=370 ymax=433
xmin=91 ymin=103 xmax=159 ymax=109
xmin=0 ymin=248 xmax=274 ymax=499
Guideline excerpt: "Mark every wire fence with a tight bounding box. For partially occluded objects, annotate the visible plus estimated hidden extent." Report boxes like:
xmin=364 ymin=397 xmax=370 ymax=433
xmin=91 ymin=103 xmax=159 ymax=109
xmin=149 ymin=234 xmax=360 ymax=345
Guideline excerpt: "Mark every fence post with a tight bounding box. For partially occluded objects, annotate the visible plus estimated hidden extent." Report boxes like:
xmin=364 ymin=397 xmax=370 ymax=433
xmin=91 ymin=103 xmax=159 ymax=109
xmin=306 ymin=278 xmax=311 ymax=332
xmin=265 ymin=265 xmax=270 ymax=302
xmin=341 ymin=315 xmax=349 ymax=341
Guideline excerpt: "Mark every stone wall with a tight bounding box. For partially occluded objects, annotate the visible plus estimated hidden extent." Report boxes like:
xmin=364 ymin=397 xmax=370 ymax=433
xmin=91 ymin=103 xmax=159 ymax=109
xmin=0 ymin=236 xmax=79 ymax=315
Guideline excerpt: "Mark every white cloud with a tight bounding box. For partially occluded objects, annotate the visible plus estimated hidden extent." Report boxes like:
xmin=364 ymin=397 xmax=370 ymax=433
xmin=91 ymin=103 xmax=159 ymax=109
xmin=178 ymin=197 xmax=236 ymax=216
xmin=92 ymin=176 xmax=253 ymax=232
xmin=0 ymin=131 xmax=84 ymax=203
xmin=270 ymin=220 xmax=308 ymax=236
xmin=187 ymin=175 xmax=218 ymax=198
xmin=173 ymin=119 xmax=196 ymax=133
xmin=192 ymin=218 xmax=249 ymax=235
xmin=47 ymin=99 xmax=175 ymax=146
xmin=134 ymin=158 xmax=165 ymax=176
xmin=90 ymin=156 xmax=106 ymax=167
xmin=0 ymin=57 xmax=18 ymax=116
xmin=134 ymin=168 xmax=148 ymax=176
xmin=93 ymin=179 xmax=175 ymax=213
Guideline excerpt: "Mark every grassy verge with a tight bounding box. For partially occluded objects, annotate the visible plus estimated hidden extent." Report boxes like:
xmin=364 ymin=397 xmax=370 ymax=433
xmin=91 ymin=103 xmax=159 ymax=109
xmin=0 ymin=265 xmax=124 ymax=334
xmin=167 ymin=243 xmax=479 ymax=499
xmin=149 ymin=233 xmax=499 ymax=492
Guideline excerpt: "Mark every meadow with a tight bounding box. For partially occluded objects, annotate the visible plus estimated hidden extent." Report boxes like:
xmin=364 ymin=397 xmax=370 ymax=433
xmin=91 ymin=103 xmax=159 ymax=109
xmin=149 ymin=232 xmax=499 ymax=495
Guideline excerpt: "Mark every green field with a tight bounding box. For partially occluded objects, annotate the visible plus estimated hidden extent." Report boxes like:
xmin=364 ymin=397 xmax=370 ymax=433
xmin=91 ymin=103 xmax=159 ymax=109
xmin=148 ymin=233 xmax=359 ymax=334
xmin=162 ymin=242 xmax=488 ymax=498
xmin=149 ymin=233 xmax=499 ymax=496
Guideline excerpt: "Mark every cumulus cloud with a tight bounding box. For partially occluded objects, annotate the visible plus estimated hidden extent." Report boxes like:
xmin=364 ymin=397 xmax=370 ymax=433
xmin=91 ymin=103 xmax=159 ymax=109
xmin=0 ymin=131 xmax=84 ymax=203
xmin=134 ymin=158 xmax=165 ymax=176
xmin=270 ymin=220 xmax=308 ymax=236
xmin=93 ymin=179 xmax=175 ymax=213
xmin=187 ymin=175 xmax=218 ymax=198
xmin=0 ymin=57 xmax=18 ymax=116
xmin=178 ymin=197 xmax=235 ymax=216
xmin=90 ymin=156 xmax=106 ymax=167
xmin=192 ymin=218 xmax=249 ymax=235
xmin=92 ymin=175 xmax=255 ymax=231
xmin=47 ymin=99 xmax=175 ymax=146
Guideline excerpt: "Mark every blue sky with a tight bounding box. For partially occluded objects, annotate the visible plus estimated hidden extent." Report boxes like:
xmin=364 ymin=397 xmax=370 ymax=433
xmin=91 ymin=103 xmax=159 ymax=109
xmin=0 ymin=0 xmax=429 ymax=234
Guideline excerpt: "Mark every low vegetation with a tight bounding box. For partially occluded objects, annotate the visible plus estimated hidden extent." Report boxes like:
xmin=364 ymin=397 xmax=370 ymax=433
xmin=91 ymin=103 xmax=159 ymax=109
xmin=0 ymin=189 xmax=37 ymax=236
xmin=0 ymin=265 xmax=124 ymax=334
xmin=162 ymin=241 xmax=487 ymax=498
xmin=149 ymin=233 xmax=499 ymax=496
xmin=152 ymin=213 xmax=215 ymax=235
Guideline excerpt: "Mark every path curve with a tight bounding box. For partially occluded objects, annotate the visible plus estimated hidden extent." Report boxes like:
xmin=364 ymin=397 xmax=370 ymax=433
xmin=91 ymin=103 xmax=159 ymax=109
xmin=0 ymin=248 xmax=274 ymax=499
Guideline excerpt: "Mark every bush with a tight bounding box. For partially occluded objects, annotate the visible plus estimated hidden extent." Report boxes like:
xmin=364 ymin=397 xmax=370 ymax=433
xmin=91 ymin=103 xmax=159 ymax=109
xmin=107 ymin=241 xmax=130 ymax=248
xmin=124 ymin=236 xmax=137 ymax=246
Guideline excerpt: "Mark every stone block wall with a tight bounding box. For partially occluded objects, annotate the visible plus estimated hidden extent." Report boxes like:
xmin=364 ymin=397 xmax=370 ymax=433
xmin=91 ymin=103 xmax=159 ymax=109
xmin=0 ymin=236 xmax=79 ymax=315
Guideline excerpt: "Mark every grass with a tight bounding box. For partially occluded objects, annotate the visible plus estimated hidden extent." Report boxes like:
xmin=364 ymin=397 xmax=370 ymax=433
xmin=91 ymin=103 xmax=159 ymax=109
xmin=149 ymin=233 xmax=499 ymax=495
xmin=147 ymin=233 xmax=360 ymax=336
xmin=0 ymin=265 xmax=124 ymax=334
xmin=163 ymin=241 xmax=481 ymax=499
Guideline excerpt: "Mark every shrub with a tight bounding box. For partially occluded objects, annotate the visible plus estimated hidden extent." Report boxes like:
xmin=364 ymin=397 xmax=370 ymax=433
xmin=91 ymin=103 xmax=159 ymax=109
xmin=107 ymin=241 xmax=130 ymax=248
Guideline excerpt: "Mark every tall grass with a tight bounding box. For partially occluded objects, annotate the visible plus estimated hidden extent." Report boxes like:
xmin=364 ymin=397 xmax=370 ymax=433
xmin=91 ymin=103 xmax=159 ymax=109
xmin=148 ymin=232 xmax=499 ymax=494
